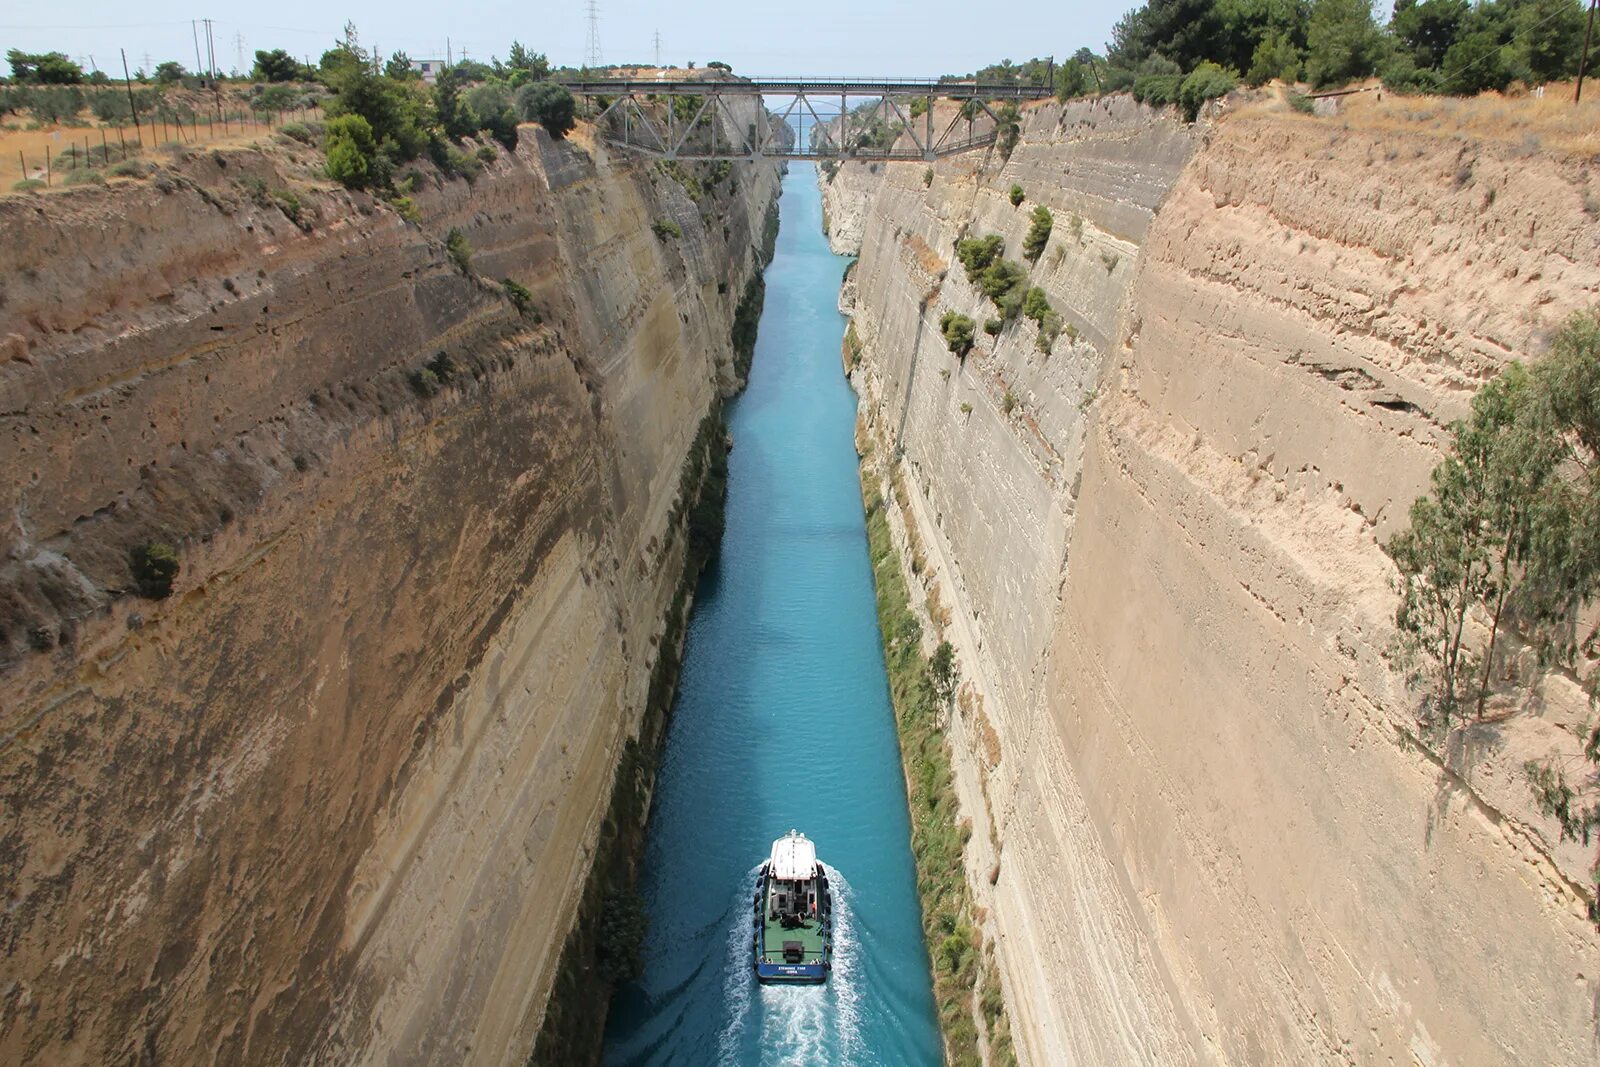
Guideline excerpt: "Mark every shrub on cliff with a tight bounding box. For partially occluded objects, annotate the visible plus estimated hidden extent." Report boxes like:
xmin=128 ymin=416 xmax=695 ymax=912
xmin=1178 ymin=62 xmax=1236 ymax=120
xmin=130 ymin=542 xmax=179 ymax=599
xmin=977 ymin=259 xmax=1028 ymax=318
xmin=1022 ymin=206 xmax=1053 ymax=262
xmin=445 ymin=228 xmax=473 ymax=273
xmin=503 ymin=277 xmax=537 ymax=317
xmin=324 ymin=113 xmax=376 ymax=189
xmin=1008 ymin=184 xmax=1024 ymax=207
xmin=939 ymin=311 xmax=976 ymax=357
xmin=955 ymin=234 xmax=1004 ymax=277
xmin=516 ymin=82 xmax=576 ymax=139
xmin=651 ymin=218 xmax=683 ymax=241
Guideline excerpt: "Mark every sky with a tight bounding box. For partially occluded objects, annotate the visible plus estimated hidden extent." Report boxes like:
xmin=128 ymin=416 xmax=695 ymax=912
xmin=2 ymin=0 xmax=1137 ymax=80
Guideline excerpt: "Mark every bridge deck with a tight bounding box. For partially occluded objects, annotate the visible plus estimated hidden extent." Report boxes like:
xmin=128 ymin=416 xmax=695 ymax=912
xmin=562 ymin=78 xmax=1053 ymax=99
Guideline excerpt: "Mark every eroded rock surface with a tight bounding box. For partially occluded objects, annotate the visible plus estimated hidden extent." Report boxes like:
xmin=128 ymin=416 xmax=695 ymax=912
xmin=832 ymin=94 xmax=1600 ymax=1065
xmin=0 ymin=126 xmax=777 ymax=1064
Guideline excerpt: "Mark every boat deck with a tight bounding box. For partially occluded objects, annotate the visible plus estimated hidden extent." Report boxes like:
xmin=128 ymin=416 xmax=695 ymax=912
xmin=759 ymin=915 xmax=827 ymax=964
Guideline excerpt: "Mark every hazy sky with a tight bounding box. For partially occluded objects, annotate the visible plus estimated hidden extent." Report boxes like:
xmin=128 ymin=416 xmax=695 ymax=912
xmin=2 ymin=0 xmax=1137 ymax=79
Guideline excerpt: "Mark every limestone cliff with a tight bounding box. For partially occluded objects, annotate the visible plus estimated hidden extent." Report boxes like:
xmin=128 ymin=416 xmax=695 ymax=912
xmin=831 ymin=92 xmax=1600 ymax=1064
xmin=0 ymin=121 xmax=777 ymax=1064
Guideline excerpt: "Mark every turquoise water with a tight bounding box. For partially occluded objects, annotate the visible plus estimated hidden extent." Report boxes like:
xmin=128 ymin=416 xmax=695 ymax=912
xmin=602 ymin=165 xmax=942 ymax=1066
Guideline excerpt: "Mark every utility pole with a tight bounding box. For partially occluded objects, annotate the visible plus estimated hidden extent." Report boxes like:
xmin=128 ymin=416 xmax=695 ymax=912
xmin=1578 ymin=0 xmax=1598 ymax=104
xmin=234 ymin=33 xmax=245 ymax=76
xmin=192 ymin=21 xmax=205 ymax=84
xmin=121 ymin=49 xmax=143 ymax=145
xmin=654 ymin=29 xmax=662 ymax=68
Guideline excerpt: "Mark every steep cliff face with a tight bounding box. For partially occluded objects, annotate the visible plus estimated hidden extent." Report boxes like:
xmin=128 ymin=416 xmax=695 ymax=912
xmin=0 ymin=124 xmax=777 ymax=1064
xmin=832 ymin=93 xmax=1600 ymax=1064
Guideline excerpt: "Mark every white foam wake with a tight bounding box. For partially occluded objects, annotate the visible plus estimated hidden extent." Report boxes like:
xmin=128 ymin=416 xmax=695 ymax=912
xmin=716 ymin=863 xmax=864 ymax=1066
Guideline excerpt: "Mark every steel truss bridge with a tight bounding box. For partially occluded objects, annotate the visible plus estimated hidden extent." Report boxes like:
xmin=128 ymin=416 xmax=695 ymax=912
xmin=562 ymin=78 xmax=1053 ymax=162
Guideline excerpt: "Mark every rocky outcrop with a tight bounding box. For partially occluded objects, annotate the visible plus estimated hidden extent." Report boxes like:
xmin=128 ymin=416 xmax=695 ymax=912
xmin=832 ymin=93 xmax=1600 ymax=1065
xmin=0 ymin=123 xmax=777 ymax=1064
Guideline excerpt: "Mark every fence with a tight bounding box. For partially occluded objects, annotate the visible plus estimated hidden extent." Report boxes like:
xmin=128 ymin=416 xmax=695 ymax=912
xmin=6 ymin=105 xmax=326 ymax=190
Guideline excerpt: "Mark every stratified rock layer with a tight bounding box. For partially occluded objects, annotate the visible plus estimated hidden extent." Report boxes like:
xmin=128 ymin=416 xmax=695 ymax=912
xmin=0 ymin=127 xmax=777 ymax=1065
xmin=830 ymin=94 xmax=1600 ymax=1065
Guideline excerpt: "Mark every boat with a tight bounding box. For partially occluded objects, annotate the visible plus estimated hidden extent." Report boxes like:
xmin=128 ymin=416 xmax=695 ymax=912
xmin=752 ymin=829 xmax=833 ymax=983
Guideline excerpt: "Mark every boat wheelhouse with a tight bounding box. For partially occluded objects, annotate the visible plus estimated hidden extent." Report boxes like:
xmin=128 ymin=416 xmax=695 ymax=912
xmin=752 ymin=829 xmax=833 ymax=983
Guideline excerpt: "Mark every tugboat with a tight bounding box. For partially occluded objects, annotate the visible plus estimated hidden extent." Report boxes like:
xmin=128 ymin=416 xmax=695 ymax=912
xmin=752 ymin=829 xmax=833 ymax=983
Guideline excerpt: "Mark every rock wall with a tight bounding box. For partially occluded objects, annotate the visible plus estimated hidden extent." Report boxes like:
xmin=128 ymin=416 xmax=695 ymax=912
xmin=0 ymin=121 xmax=778 ymax=1065
xmin=831 ymin=94 xmax=1600 ymax=1065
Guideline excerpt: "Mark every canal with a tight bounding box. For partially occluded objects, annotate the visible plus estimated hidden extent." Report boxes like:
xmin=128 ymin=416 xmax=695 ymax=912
xmin=602 ymin=164 xmax=943 ymax=1065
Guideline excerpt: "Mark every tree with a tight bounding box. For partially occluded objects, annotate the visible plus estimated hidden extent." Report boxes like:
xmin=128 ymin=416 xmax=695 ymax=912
xmin=516 ymin=81 xmax=575 ymax=138
xmin=153 ymin=60 xmax=187 ymax=85
xmin=1517 ymin=0 xmax=1587 ymax=83
xmin=434 ymin=69 xmax=476 ymax=140
xmin=253 ymin=48 xmax=303 ymax=82
xmin=7 ymin=49 xmax=84 ymax=85
xmin=1179 ymin=61 xmax=1238 ymax=119
xmin=1390 ymin=0 xmax=1468 ymax=69
xmin=1022 ymin=205 xmax=1053 ymax=261
xmin=506 ymin=40 xmax=550 ymax=80
xmin=940 ymin=311 xmax=976 ymax=357
xmin=466 ymin=82 xmax=518 ymax=149
xmin=1247 ymin=29 xmax=1305 ymax=83
xmin=1304 ymin=0 xmax=1385 ymax=86
xmin=385 ymin=51 xmax=417 ymax=80
xmin=1441 ymin=29 xmax=1511 ymax=94
xmin=325 ymin=114 xmax=376 ymax=188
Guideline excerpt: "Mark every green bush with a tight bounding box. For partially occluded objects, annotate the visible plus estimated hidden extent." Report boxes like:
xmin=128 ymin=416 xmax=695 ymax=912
xmin=389 ymin=195 xmax=421 ymax=223
xmin=64 ymin=169 xmax=105 ymax=186
xmin=1008 ymin=183 xmax=1024 ymax=207
xmin=1178 ymin=62 xmax=1236 ymax=121
xmin=108 ymin=159 xmax=150 ymax=178
xmin=279 ymin=121 xmax=314 ymax=144
xmin=955 ymin=234 xmax=1004 ymax=276
xmin=939 ymin=311 xmax=976 ymax=357
xmin=516 ymin=81 xmax=576 ymax=139
xmin=1288 ymin=91 xmax=1316 ymax=114
xmin=652 ymin=218 xmax=683 ymax=240
xmin=408 ymin=367 xmax=440 ymax=397
xmin=1022 ymin=286 xmax=1052 ymax=325
xmin=324 ymin=113 xmax=377 ymax=189
xmin=475 ymin=143 xmax=498 ymax=163
xmin=982 ymin=318 xmax=1003 ymax=336
xmin=503 ymin=277 xmax=536 ymax=316
xmin=272 ymin=189 xmax=303 ymax=225
xmin=1132 ymin=72 xmax=1183 ymax=107
xmin=976 ymin=259 xmax=1028 ymax=318
xmin=130 ymin=542 xmax=179 ymax=598
xmin=923 ymin=166 xmax=934 ymax=187
xmin=11 ymin=178 xmax=44 ymax=192
xmin=1022 ymin=205 xmax=1053 ymax=262
xmin=445 ymin=228 xmax=473 ymax=273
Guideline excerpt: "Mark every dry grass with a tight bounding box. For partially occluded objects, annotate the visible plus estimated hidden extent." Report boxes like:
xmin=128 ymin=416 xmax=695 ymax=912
xmin=1241 ymin=80 xmax=1600 ymax=158
xmin=3 ymin=113 xmax=306 ymax=190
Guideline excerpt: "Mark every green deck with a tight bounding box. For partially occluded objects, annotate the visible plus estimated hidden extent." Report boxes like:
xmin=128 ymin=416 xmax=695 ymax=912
xmin=759 ymin=915 xmax=827 ymax=963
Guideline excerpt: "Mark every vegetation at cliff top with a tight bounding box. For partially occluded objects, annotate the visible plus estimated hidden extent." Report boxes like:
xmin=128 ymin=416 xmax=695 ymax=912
xmin=949 ymin=0 xmax=1590 ymax=120
xmin=862 ymin=471 xmax=1017 ymax=1066
xmin=1384 ymin=308 xmax=1600 ymax=914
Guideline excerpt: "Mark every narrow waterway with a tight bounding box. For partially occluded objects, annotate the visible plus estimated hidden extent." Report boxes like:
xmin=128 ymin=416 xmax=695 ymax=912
xmin=602 ymin=165 xmax=943 ymax=1065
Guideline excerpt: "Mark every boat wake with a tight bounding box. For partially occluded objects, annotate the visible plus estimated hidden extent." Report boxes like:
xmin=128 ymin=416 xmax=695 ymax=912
xmin=715 ymin=864 xmax=862 ymax=1065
